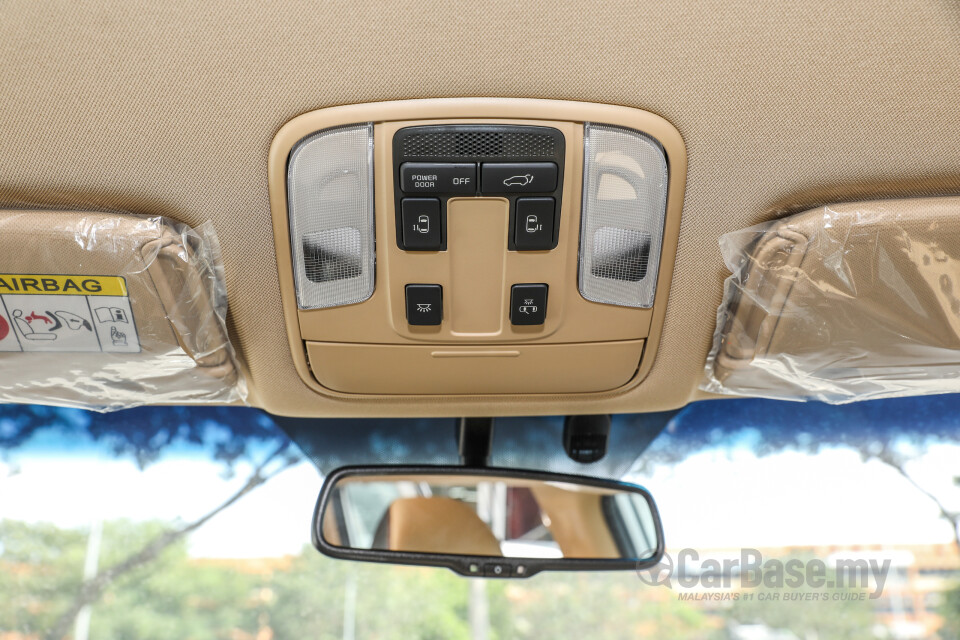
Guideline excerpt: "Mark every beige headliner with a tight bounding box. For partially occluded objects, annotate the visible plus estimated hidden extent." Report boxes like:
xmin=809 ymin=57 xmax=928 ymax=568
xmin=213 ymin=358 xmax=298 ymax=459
xmin=1 ymin=0 xmax=959 ymax=417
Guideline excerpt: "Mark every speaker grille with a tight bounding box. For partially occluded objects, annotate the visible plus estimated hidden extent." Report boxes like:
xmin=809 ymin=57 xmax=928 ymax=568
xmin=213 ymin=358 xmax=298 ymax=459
xmin=590 ymin=228 xmax=651 ymax=282
xmin=302 ymin=228 xmax=363 ymax=283
xmin=401 ymin=130 xmax=556 ymax=158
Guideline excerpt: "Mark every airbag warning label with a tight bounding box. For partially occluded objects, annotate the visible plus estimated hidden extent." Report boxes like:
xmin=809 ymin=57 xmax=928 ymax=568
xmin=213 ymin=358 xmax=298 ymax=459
xmin=0 ymin=275 xmax=140 ymax=353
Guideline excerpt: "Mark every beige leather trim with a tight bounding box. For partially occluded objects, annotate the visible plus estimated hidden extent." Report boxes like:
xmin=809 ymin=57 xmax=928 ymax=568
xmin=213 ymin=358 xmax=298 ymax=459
xmin=384 ymin=497 xmax=503 ymax=557
xmin=307 ymin=340 xmax=645 ymax=395
xmin=531 ymin=485 xmax=619 ymax=559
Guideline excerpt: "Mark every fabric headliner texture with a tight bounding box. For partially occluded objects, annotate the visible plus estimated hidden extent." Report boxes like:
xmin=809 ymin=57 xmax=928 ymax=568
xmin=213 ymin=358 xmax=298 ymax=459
xmin=2 ymin=0 xmax=960 ymax=416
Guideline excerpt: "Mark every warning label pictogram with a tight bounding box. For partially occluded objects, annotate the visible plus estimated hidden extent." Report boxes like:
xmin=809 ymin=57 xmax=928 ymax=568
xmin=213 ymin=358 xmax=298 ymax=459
xmin=0 ymin=274 xmax=140 ymax=353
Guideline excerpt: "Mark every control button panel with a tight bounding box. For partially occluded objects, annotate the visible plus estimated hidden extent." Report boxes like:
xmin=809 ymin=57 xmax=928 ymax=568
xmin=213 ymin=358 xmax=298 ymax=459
xmin=275 ymin=103 xmax=685 ymax=401
xmin=510 ymin=283 xmax=548 ymax=325
xmin=393 ymin=125 xmax=565 ymax=252
xmin=480 ymin=162 xmax=558 ymax=194
xmin=514 ymin=198 xmax=555 ymax=251
xmin=405 ymin=284 xmax=443 ymax=325
xmin=400 ymin=198 xmax=442 ymax=250
xmin=400 ymin=162 xmax=477 ymax=194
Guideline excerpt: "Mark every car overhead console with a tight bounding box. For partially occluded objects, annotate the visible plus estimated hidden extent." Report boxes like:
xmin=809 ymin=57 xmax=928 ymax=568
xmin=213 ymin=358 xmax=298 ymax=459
xmin=268 ymin=99 xmax=686 ymax=398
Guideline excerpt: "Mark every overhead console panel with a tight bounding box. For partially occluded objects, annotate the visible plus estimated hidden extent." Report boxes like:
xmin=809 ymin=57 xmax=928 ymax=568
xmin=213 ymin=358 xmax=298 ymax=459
xmin=268 ymin=99 xmax=686 ymax=399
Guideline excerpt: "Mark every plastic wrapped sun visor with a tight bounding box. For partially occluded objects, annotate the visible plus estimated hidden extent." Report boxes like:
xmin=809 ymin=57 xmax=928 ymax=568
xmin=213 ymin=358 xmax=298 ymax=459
xmin=0 ymin=210 xmax=245 ymax=410
xmin=702 ymin=196 xmax=960 ymax=404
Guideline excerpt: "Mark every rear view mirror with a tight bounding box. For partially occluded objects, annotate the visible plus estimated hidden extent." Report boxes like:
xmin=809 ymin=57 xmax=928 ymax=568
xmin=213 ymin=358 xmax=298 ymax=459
xmin=313 ymin=466 xmax=664 ymax=578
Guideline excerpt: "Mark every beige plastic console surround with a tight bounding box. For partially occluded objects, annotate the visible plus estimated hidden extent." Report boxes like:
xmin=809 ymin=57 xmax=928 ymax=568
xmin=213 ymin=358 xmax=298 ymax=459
xmin=268 ymin=99 xmax=686 ymax=398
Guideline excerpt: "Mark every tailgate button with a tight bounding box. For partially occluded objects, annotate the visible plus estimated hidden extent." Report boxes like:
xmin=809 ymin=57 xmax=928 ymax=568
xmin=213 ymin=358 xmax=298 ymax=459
xmin=481 ymin=162 xmax=558 ymax=194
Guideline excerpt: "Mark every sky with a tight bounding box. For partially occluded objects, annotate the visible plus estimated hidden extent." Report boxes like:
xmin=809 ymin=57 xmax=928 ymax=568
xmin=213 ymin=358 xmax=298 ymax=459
xmin=2 ymin=431 xmax=957 ymax=558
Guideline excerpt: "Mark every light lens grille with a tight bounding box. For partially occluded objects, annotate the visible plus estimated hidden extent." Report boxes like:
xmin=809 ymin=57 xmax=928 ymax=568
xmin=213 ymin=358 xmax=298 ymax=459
xmin=578 ymin=123 xmax=668 ymax=308
xmin=287 ymin=124 xmax=375 ymax=309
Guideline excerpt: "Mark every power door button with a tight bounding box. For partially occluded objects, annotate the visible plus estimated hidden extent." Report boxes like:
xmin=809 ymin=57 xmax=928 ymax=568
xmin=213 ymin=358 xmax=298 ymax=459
xmin=400 ymin=163 xmax=476 ymax=194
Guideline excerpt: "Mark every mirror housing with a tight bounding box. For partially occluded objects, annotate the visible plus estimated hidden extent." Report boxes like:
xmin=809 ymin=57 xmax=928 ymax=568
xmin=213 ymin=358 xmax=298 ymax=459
xmin=312 ymin=465 xmax=664 ymax=578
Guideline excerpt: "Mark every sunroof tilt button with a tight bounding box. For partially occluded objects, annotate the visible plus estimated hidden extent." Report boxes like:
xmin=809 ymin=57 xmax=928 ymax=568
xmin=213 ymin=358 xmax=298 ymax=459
xmin=400 ymin=163 xmax=476 ymax=194
xmin=481 ymin=163 xmax=558 ymax=194
xmin=510 ymin=284 xmax=548 ymax=326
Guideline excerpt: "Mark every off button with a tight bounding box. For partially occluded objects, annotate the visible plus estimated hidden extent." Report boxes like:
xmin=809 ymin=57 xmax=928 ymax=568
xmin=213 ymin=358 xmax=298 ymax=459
xmin=400 ymin=163 xmax=477 ymax=194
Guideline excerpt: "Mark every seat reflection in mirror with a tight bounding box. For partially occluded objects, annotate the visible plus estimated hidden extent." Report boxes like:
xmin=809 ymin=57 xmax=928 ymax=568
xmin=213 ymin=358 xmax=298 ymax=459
xmin=320 ymin=471 xmax=660 ymax=563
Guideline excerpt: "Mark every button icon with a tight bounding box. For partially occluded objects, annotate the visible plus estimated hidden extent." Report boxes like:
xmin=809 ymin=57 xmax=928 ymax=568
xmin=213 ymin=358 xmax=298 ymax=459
xmin=525 ymin=215 xmax=542 ymax=233
xmin=503 ymin=174 xmax=534 ymax=187
xmin=416 ymin=303 xmax=432 ymax=313
xmin=414 ymin=215 xmax=430 ymax=234
xmin=481 ymin=163 xmax=557 ymax=194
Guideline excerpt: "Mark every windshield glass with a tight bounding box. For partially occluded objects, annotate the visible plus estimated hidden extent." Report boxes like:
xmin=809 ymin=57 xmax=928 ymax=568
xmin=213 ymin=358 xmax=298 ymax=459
xmin=2 ymin=398 xmax=959 ymax=639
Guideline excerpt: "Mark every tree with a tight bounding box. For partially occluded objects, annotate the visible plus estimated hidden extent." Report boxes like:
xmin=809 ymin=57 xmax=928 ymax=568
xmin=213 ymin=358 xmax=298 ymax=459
xmin=3 ymin=519 xmax=714 ymax=640
xmin=626 ymin=396 xmax=960 ymax=553
xmin=493 ymin=572 xmax=708 ymax=640
xmin=269 ymin=550 xmax=504 ymax=640
xmin=0 ymin=404 xmax=301 ymax=640
xmin=720 ymin=553 xmax=876 ymax=640
xmin=0 ymin=519 xmax=268 ymax=639
xmin=0 ymin=520 xmax=88 ymax=633
xmin=941 ymin=582 xmax=960 ymax=640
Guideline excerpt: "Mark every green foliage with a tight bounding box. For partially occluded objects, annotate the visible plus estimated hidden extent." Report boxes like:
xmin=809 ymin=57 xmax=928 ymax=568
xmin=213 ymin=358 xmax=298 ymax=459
xmin=0 ymin=519 xmax=263 ymax=640
xmin=269 ymin=550 xmax=493 ymax=640
xmin=0 ymin=520 xmax=87 ymax=633
xmin=90 ymin=556 xmax=262 ymax=640
xmin=721 ymin=555 xmax=877 ymax=640
xmin=0 ymin=519 xmax=711 ymax=640
xmin=498 ymin=572 xmax=707 ymax=640
xmin=941 ymin=582 xmax=960 ymax=640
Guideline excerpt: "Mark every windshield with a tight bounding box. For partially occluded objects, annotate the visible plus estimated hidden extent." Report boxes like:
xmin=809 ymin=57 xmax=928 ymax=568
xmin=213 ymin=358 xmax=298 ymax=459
xmin=3 ymin=398 xmax=959 ymax=639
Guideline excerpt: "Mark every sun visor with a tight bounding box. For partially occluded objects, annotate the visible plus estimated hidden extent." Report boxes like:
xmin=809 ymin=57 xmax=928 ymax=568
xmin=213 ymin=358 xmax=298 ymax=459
xmin=0 ymin=210 xmax=245 ymax=410
xmin=702 ymin=196 xmax=960 ymax=404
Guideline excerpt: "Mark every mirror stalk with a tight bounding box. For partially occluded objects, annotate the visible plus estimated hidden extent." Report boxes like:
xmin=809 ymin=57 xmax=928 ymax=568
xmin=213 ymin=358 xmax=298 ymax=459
xmin=458 ymin=417 xmax=493 ymax=467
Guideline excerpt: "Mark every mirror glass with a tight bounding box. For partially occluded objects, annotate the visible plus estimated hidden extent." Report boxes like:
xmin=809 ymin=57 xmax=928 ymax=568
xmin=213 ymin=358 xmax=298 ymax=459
xmin=319 ymin=471 xmax=660 ymax=562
